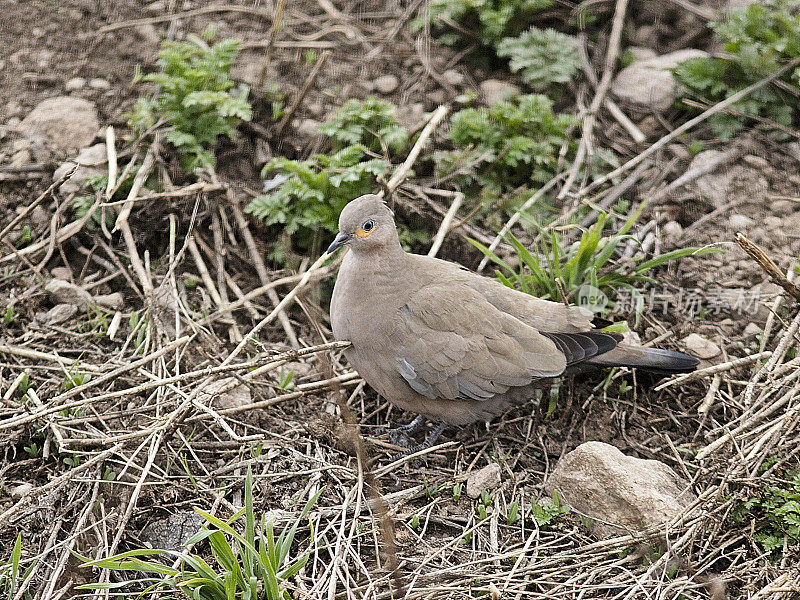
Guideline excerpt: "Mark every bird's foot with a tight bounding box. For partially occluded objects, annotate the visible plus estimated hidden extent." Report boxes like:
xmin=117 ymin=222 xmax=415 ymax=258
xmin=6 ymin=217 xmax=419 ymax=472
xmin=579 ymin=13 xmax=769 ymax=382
xmin=387 ymin=421 xmax=447 ymax=462
xmin=375 ymin=414 xmax=427 ymax=445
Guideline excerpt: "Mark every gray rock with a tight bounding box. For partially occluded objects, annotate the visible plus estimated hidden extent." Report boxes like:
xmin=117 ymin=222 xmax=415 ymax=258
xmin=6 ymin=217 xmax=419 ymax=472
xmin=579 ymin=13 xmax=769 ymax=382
xmin=480 ymin=79 xmax=520 ymax=105
xmin=65 ymin=77 xmax=86 ymax=92
xmin=141 ymin=511 xmax=204 ymax=551
xmin=50 ymin=267 xmax=73 ymax=280
xmin=19 ymin=96 xmax=99 ymax=151
xmin=742 ymin=154 xmax=770 ymax=171
xmin=764 ymin=216 xmax=782 ymax=230
xmin=611 ymin=49 xmax=708 ymax=111
xmin=682 ymin=333 xmax=721 ymax=359
xmin=466 ymin=462 xmax=502 ymax=499
xmin=726 ymin=0 xmax=757 ymax=9
xmin=691 ymin=150 xmax=734 ymax=208
xmin=38 ymin=303 xmax=79 ymax=325
xmin=45 ymin=279 xmax=122 ymax=311
xmin=545 ymin=441 xmax=696 ymax=537
xmin=743 ymin=322 xmax=762 ymax=338
xmin=373 ymin=74 xmax=399 ymax=94
xmin=397 ymin=102 xmax=425 ymax=130
xmin=197 ymin=377 xmax=252 ymax=410
xmin=10 ymin=149 xmax=32 ymax=167
xmin=53 ymin=143 xmax=107 ymax=194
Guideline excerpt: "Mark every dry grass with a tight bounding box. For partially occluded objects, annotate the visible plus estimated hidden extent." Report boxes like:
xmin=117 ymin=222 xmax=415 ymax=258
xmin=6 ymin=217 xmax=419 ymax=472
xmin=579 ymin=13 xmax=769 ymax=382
xmin=1 ymin=1 xmax=799 ymax=599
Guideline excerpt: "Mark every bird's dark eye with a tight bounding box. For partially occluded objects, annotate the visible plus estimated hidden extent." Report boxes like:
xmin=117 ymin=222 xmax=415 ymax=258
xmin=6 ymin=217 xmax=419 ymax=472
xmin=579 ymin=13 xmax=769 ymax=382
xmin=362 ymin=219 xmax=374 ymax=231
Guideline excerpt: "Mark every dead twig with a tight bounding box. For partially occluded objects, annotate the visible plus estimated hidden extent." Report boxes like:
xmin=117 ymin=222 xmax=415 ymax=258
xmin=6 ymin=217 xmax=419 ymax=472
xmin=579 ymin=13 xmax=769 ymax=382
xmin=735 ymin=232 xmax=800 ymax=302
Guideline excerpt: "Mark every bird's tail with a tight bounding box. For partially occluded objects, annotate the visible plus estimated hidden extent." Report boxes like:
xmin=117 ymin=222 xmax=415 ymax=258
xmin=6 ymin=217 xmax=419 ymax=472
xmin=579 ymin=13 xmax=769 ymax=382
xmin=584 ymin=344 xmax=699 ymax=375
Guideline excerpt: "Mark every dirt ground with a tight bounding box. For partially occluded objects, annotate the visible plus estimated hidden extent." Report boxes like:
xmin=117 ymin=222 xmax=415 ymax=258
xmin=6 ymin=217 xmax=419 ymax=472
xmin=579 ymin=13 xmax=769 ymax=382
xmin=1 ymin=1 xmax=799 ymax=599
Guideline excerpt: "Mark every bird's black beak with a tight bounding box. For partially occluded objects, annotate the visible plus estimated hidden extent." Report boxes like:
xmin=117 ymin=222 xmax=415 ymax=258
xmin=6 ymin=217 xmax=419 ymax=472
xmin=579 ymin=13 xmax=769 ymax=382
xmin=326 ymin=232 xmax=351 ymax=254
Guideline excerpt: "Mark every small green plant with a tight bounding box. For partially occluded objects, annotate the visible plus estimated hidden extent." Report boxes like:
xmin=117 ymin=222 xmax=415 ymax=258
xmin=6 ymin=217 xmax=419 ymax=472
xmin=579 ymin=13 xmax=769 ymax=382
xmin=79 ymin=467 xmax=322 ymax=599
xmin=0 ymin=534 xmax=35 ymax=600
xmin=318 ymin=97 xmax=409 ymax=154
xmin=63 ymin=453 xmax=81 ymax=468
xmin=531 ymin=490 xmax=571 ymax=527
xmin=673 ymin=0 xmax=800 ymax=138
xmin=732 ymin=469 xmax=800 ymax=557
xmin=453 ymin=482 xmax=464 ymax=502
xmin=16 ymin=225 xmax=32 ymax=247
xmin=506 ymin=501 xmax=521 ymax=525
xmin=415 ymin=0 xmax=553 ymax=46
xmin=246 ymin=146 xmax=390 ymax=255
xmin=276 ymin=368 xmax=294 ymax=391
xmin=3 ymin=305 xmax=17 ymax=326
xmin=130 ymin=33 xmax=252 ymax=170
xmin=61 ymin=364 xmax=92 ymax=391
xmin=435 ymin=94 xmax=578 ymax=201
xmin=23 ymin=442 xmax=41 ymax=458
xmin=408 ymin=514 xmax=421 ymax=530
xmin=496 ymin=27 xmax=580 ymax=89
xmin=471 ymin=210 xmax=718 ymax=315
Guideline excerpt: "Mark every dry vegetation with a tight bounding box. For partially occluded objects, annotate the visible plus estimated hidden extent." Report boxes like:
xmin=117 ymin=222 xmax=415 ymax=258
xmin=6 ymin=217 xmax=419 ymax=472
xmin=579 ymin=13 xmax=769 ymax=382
xmin=0 ymin=1 xmax=799 ymax=599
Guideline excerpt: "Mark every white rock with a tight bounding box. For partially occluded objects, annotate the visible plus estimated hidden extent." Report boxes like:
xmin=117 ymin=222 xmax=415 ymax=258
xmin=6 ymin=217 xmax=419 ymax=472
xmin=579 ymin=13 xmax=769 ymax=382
xmin=480 ymin=79 xmax=520 ymax=105
xmin=764 ymin=216 xmax=782 ymax=230
xmin=611 ymin=49 xmax=708 ymax=111
xmin=373 ymin=74 xmax=399 ymax=94
xmin=10 ymin=149 xmax=32 ymax=166
xmin=466 ymin=462 xmax=502 ymax=499
xmin=728 ymin=213 xmax=755 ymax=230
xmin=65 ymin=77 xmax=86 ymax=92
xmin=50 ymin=266 xmax=73 ymax=279
xmin=19 ymin=96 xmax=99 ymax=150
xmin=544 ymin=441 xmax=696 ymax=537
xmin=682 ymin=333 xmax=721 ymax=360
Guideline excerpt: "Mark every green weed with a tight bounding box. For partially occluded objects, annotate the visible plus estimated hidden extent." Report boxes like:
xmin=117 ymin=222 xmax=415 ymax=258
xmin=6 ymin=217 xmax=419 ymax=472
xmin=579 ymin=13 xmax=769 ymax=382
xmin=79 ymin=466 xmax=322 ymax=599
xmin=434 ymin=94 xmax=578 ymax=201
xmin=318 ymin=97 xmax=409 ymax=154
xmin=496 ymin=27 xmax=581 ymax=89
xmin=732 ymin=469 xmax=800 ymax=557
xmin=674 ymin=0 xmax=800 ymax=138
xmin=531 ymin=490 xmax=571 ymax=527
xmin=471 ymin=210 xmax=718 ymax=316
xmin=130 ymin=33 xmax=252 ymax=170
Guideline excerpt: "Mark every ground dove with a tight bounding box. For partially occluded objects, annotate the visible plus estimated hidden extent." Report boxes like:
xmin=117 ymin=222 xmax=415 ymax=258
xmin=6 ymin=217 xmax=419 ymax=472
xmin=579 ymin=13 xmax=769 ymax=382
xmin=328 ymin=195 xmax=698 ymax=431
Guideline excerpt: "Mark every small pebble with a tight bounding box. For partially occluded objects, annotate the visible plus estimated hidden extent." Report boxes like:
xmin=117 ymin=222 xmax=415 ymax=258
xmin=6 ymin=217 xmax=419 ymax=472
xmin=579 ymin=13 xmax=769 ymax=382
xmin=466 ymin=463 xmax=502 ymax=499
xmin=89 ymin=78 xmax=111 ymax=90
xmin=682 ymin=333 xmax=721 ymax=360
xmin=373 ymin=74 xmax=399 ymax=94
xmin=728 ymin=214 xmax=755 ymax=229
xmin=742 ymin=154 xmax=769 ymax=171
xmin=65 ymin=77 xmax=86 ymax=91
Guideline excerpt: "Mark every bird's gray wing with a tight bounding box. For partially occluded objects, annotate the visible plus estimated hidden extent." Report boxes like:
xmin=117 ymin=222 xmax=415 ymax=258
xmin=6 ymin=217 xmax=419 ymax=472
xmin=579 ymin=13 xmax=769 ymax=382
xmin=395 ymin=283 xmax=568 ymax=401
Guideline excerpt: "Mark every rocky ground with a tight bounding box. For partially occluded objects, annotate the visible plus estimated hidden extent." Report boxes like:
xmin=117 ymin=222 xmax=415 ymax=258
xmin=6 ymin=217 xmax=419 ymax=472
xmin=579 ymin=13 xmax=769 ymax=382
xmin=1 ymin=1 xmax=799 ymax=599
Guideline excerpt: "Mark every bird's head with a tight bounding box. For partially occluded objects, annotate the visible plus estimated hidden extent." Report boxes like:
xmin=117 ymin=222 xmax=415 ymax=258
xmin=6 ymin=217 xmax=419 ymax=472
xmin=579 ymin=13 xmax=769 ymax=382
xmin=326 ymin=194 xmax=400 ymax=255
